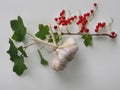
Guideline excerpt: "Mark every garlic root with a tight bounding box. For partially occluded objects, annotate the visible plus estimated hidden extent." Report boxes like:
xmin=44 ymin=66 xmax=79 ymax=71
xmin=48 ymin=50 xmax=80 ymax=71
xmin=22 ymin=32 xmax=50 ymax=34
xmin=51 ymin=37 xmax=79 ymax=71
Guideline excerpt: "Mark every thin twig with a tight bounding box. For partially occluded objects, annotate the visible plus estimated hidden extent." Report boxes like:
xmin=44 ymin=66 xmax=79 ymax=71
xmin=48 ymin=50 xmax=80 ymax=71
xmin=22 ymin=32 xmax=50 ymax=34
xmin=78 ymin=10 xmax=82 ymax=16
xmin=67 ymin=9 xmax=71 ymax=18
xmin=65 ymin=26 xmax=70 ymax=33
xmin=108 ymin=17 xmax=114 ymax=32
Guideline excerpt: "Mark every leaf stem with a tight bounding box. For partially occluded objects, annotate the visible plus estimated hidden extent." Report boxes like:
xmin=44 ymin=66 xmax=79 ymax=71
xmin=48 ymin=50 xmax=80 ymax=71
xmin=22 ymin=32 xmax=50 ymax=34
xmin=27 ymin=32 xmax=35 ymax=38
xmin=24 ymin=42 xmax=39 ymax=49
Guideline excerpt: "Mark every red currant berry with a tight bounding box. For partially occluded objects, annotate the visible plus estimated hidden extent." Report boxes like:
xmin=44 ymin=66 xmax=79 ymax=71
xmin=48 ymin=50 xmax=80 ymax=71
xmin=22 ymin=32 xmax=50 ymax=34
xmin=54 ymin=25 xmax=58 ymax=29
xmin=111 ymin=32 xmax=115 ymax=36
xmin=55 ymin=18 xmax=58 ymax=21
xmin=71 ymin=17 xmax=74 ymax=20
xmin=82 ymin=21 xmax=87 ymax=27
xmin=79 ymin=15 xmax=83 ymax=20
xmin=58 ymin=21 xmax=62 ymax=25
xmin=62 ymin=23 xmax=65 ymax=26
xmin=94 ymin=3 xmax=97 ymax=7
xmin=60 ymin=10 xmax=65 ymax=16
xmin=81 ymin=26 xmax=85 ymax=30
xmin=85 ymin=28 xmax=89 ymax=33
xmin=102 ymin=22 xmax=106 ymax=27
xmin=74 ymin=15 xmax=77 ymax=19
xmin=110 ymin=32 xmax=117 ymax=38
xmin=90 ymin=10 xmax=94 ymax=13
xmin=65 ymin=21 xmax=68 ymax=25
xmin=58 ymin=17 xmax=62 ymax=20
xmin=96 ymin=25 xmax=99 ymax=29
xmin=60 ymin=13 xmax=62 ymax=16
xmin=98 ymin=22 xmax=102 ymax=27
xmin=80 ymin=29 xmax=84 ymax=33
xmin=62 ymin=16 xmax=65 ymax=20
xmin=67 ymin=19 xmax=70 ymax=24
xmin=85 ymin=19 xmax=88 ymax=23
xmin=62 ymin=10 xmax=65 ymax=13
xmin=86 ymin=13 xmax=90 ymax=17
xmin=95 ymin=29 xmax=99 ymax=32
xmin=76 ymin=21 xmax=80 ymax=25
xmin=84 ymin=13 xmax=87 ymax=17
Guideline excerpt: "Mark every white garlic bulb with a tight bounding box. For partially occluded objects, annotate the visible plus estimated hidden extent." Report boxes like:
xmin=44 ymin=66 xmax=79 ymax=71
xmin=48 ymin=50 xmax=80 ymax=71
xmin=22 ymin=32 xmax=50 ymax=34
xmin=51 ymin=37 xmax=79 ymax=71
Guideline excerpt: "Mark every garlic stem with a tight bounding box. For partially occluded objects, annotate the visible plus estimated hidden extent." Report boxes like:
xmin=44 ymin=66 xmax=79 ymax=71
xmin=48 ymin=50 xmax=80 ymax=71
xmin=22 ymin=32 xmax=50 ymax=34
xmin=32 ymin=38 xmax=57 ymax=48
xmin=27 ymin=32 xmax=57 ymax=48
xmin=49 ymin=24 xmax=57 ymax=46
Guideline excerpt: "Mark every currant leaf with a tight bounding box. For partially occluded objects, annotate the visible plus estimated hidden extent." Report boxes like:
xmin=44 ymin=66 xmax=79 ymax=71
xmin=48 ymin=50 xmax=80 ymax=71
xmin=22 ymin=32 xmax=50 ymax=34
xmin=82 ymin=34 xmax=93 ymax=46
xmin=7 ymin=39 xmax=19 ymax=61
xmin=7 ymin=39 xmax=27 ymax=76
xmin=13 ymin=57 xmax=27 ymax=76
xmin=48 ymin=32 xmax=61 ymax=44
xmin=10 ymin=16 xmax=27 ymax=42
xmin=18 ymin=46 xmax=28 ymax=57
xmin=35 ymin=24 xmax=50 ymax=40
xmin=37 ymin=50 xmax=48 ymax=65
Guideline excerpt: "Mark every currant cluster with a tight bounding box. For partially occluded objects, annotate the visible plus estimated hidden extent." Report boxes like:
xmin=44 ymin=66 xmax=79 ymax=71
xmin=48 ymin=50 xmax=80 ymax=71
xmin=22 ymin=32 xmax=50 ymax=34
xmin=54 ymin=10 xmax=77 ymax=29
xmin=94 ymin=21 xmax=117 ymax=38
xmin=76 ymin=3 xmax=97 ymax=33
xmin=76 ymin=12 xmax=91 ymax=33
xmin=53 ymin=3 xmax=117 ymax=39
xmin=95 ymin=22 xmax=106 ymax=32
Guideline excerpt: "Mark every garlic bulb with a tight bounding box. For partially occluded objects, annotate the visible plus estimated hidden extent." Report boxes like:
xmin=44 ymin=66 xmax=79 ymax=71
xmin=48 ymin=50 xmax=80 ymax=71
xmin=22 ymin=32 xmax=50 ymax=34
xmin=51 ymin=37 xmax=79 ymax=71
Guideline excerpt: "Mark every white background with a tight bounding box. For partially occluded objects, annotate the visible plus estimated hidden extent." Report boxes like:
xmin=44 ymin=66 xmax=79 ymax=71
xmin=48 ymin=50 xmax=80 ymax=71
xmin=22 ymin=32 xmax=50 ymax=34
xmin=0 ymin=0 xmax=120 ymax=90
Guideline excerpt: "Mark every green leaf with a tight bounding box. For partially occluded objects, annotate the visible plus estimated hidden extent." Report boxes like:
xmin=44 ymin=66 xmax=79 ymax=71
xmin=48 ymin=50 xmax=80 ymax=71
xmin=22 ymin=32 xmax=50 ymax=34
xmin=82 ymin=34 xmax=93 ymax=47
xmin=7 ymin=39 xmax=19 ymax=61
xmin=13 ymin=57 xmax=27 ymax=76
xmin=37 ymin=50 xmax=48 ymax=65
xmin=7 ymin=39 xmax=27 ymax=76
xmin=48 ymin=32 xmax=61 ymax=44
xmin=18 ymin=46 xmax=27 ymax=57
xmin=10 ymin=20 xmax=18 ymax=30
xmin=35 ymin=24 xmax=50 ymax=40
xmin=10 ymin=16 xmax=26 ymax=42
xmin=48 ymin=37 xmax=53 ymax=42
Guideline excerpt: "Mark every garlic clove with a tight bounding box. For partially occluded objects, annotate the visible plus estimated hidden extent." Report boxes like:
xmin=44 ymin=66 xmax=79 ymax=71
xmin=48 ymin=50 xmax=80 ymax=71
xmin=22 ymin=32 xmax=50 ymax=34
xmin=51 ymin=57 xmax=66 ymax=71
xmin=59 ymin=37 xmax=77 ymax=48
xmin=51 ymin=37 xmax=79 ymax=71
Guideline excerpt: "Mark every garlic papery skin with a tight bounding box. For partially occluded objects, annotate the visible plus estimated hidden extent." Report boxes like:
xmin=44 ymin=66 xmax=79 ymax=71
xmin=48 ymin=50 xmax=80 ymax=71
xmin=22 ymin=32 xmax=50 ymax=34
xmin=51 ymin=37 xmax=79 ymax=71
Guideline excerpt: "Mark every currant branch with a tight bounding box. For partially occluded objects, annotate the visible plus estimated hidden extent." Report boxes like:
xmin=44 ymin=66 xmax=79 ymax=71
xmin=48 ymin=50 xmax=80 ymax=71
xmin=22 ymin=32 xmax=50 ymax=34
xmin=61 ymin=32 xmax=117 ymax=38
